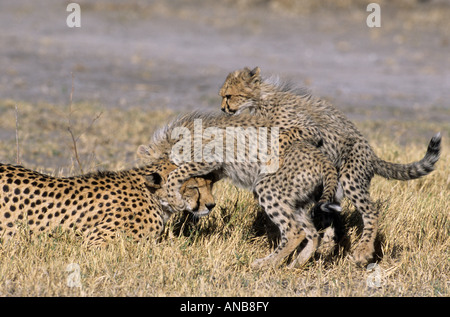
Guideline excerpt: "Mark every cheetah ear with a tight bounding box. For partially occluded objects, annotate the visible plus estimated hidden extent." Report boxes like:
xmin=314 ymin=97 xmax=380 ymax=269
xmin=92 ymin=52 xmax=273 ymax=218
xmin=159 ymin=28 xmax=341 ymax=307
xmin=249 ymin=67 xmax=261 ymax=78
xmin=137 ymin=144 xmax=163 ymax=161
xmin=137 ymin=145 xmax=150 ymax=158
xmin=205 ymin=170 xmax=221 ymax=184
xmin=144 ymin=172 xmax=163 ymax=194
xmin=247 ymin=67 xmax=261 ymax=85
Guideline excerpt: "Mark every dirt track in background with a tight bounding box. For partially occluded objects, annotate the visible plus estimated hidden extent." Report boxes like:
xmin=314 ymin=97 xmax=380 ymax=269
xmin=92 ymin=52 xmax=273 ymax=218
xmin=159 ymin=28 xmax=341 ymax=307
xmin=0 ymin=0 xmax=449 ymax=122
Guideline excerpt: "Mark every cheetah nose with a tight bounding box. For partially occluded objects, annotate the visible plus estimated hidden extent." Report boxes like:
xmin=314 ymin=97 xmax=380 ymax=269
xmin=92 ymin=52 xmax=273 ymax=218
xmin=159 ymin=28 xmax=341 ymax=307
xmin=206 ymin=202 xmax=216 ymax=211
xmin=221 ymin=107 xmax=227 ymax=113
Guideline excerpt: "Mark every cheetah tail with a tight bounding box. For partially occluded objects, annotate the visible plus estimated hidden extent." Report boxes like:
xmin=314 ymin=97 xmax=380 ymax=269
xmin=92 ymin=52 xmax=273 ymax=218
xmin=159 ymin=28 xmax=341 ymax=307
xmin=311 ymin=155 xmax=342 ymax=217
xmin=311 ymin=160 xmax=343 ymax=238
xmin=373 ymin=132 xmax=441 ymax=181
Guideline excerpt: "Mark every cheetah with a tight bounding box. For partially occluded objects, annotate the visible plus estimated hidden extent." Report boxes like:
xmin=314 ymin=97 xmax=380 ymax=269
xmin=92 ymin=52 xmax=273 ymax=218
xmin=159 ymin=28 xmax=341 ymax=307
xmin=138 ymin=111 xmax=345 ymax=268
xmin=0 ymin=161 xmax=216 ymax=245
xmin=219 ymin=66 xmax=442 ymax=265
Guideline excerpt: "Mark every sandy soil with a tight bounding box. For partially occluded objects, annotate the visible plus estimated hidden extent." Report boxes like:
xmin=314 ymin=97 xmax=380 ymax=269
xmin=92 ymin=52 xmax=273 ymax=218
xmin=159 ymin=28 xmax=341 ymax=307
xmin=0 ymin=0 xmax=449 ymax=122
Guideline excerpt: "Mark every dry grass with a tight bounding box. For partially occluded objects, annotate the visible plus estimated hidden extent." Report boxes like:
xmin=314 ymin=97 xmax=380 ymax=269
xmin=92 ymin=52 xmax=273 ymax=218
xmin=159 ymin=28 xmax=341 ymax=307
xmin=0 ymin=99 xmax=448 ymax=297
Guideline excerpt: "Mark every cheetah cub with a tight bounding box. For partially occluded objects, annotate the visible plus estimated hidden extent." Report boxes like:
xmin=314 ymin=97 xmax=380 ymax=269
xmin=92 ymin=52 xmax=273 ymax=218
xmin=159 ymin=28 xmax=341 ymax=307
xmin=219 ymin=67 xmax=442 ymax=265
xmin=138 ymin=111 xmax=344 ymax=269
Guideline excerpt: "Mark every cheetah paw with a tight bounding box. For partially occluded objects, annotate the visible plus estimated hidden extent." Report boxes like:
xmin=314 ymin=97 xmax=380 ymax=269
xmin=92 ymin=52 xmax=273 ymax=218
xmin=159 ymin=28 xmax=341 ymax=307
xmin=350 ymin=244 xmax=374 ymax=266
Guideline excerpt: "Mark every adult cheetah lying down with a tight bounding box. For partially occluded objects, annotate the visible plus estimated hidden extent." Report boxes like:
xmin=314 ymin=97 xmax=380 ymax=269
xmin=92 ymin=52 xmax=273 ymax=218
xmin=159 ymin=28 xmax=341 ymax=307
xmin=0 ymin=161 xmax=216 ymax=245
xmin=219 ymin=66 xmax=442 ymax=265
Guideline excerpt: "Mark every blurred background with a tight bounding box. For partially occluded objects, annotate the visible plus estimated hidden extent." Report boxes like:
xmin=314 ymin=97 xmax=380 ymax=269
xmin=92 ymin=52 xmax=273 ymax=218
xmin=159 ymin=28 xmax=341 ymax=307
xmin=0 ymin=0 xmax=448 ymax=168
xmin=1 ymin=0 xmax=448 ymax=115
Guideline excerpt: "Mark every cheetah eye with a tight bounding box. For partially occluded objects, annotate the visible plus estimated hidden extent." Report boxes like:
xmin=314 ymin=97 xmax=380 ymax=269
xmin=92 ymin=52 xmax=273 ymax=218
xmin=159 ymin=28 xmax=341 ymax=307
xmin=225 ymin=95 xmax=232 ymax=99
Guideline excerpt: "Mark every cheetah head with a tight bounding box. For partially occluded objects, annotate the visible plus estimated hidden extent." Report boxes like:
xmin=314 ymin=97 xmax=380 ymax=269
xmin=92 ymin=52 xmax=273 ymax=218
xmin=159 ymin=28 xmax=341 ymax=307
xmin=179 ymin=175 xmax=216 ymax=217
xmin=219 ymin=66 xmax=261 ymax=115
xmin=145 ymin=169 xmax=216 ymax=218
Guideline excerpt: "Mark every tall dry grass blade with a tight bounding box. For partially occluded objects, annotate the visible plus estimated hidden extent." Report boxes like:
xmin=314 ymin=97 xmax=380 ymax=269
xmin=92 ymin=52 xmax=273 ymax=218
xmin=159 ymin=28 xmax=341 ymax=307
xmin=14 ymin=104 xmax=20 ymax=165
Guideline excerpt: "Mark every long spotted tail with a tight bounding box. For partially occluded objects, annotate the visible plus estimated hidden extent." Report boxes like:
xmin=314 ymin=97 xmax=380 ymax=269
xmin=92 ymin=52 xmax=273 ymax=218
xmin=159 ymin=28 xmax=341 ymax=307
xmin=374 ymin=133 xmax=441 ymax=180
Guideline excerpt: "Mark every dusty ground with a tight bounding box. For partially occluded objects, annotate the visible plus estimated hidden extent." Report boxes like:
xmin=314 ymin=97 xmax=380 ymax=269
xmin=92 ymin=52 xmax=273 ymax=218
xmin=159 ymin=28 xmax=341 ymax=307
xmin=1 ymin=0 xmax=448 ymax=118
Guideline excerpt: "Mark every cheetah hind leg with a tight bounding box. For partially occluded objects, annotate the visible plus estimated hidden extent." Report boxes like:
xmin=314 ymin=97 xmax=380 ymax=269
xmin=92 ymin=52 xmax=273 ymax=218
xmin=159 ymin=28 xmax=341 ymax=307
xmin=252 ymin=229 xmax=307 ymax=269
xmin=83 ymin=224 xmax=112 ymax=247
xmin=287 ymin=212 xmax=320 ymax=269
xmin=251 ymin=200 xmax=308 ymax=269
